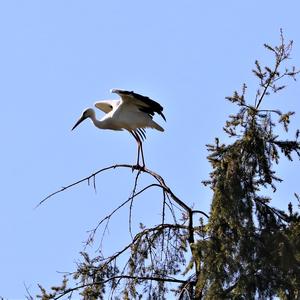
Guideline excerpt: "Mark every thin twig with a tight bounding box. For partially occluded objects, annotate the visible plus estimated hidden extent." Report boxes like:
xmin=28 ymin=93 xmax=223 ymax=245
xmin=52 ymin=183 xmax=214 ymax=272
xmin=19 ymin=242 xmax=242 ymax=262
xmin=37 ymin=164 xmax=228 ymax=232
xmin=129 ymin=169 xmax=142 ymax=239
xmin=86 ymin=183 xmax=164 ymax=246
xmin=192 ymin=210 xmax=209 ymax=219
xmin=36 ymin=164 xmax=125 ymax=208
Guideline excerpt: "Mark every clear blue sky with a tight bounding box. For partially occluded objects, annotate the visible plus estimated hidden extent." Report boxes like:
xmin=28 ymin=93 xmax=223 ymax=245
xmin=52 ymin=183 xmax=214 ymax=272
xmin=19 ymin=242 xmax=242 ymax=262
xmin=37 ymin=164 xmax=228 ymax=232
xmin=1 ymin=1 xmax=300 ymax=298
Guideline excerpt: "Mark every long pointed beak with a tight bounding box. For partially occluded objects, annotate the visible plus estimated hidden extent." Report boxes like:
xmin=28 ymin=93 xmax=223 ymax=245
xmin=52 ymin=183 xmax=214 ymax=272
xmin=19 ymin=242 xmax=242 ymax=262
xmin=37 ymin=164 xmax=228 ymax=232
xmin=71 ymin=115 xmax=86 ymax=131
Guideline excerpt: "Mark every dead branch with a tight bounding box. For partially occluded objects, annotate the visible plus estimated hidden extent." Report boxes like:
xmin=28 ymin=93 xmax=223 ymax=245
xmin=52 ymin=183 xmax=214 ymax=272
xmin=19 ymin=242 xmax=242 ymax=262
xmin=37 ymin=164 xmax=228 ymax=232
xmin=38 ymin=163 xmax=209 ymax=245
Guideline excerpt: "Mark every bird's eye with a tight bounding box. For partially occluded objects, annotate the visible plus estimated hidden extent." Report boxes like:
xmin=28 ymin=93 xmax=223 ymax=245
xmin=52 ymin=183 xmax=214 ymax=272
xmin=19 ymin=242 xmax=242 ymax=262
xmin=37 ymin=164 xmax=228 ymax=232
xmin=109 ymin=105 xmax=113 ymax=109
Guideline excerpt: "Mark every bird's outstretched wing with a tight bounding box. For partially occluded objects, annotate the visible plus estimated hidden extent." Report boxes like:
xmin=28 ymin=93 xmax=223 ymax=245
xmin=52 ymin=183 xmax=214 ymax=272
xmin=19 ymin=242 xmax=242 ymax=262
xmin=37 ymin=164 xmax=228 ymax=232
xmin=94 ymin=100 xmax=119 ymax=114
xmin=111 ymin=89 xmax=166 ymax=121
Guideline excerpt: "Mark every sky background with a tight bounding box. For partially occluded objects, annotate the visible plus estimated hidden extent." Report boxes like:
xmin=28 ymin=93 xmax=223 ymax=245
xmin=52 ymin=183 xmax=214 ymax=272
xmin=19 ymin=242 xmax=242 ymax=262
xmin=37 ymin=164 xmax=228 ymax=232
xmin=1 ymin=1 xmax=300 ymax=299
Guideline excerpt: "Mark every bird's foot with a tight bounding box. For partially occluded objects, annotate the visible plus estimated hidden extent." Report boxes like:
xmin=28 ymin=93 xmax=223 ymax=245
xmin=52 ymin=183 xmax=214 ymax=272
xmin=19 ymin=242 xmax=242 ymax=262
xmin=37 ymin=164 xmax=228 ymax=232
xmin=131 ymin=164 xmax=145 ymax=172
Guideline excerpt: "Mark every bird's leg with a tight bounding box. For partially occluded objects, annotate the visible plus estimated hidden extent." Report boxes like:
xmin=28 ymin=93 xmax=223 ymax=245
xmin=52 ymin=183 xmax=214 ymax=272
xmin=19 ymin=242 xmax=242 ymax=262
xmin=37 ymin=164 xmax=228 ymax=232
xmin=139 ymin=139 xmax=145 ymax=168
xmin=135 ymin=131 xmax=146 ymax=168
xmin=135 ymin=129 xmax=146 ymax=168
xmin=136 ymin=139 xmax=141 ymax=167
xmin=130 ymin=131 xmax=142 ymax=170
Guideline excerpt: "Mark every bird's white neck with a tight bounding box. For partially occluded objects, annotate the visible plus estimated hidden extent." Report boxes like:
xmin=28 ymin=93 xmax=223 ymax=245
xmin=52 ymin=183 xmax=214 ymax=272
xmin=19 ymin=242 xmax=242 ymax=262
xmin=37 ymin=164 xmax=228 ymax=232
xmin=89 ymin=113 xmax=107 ymax=129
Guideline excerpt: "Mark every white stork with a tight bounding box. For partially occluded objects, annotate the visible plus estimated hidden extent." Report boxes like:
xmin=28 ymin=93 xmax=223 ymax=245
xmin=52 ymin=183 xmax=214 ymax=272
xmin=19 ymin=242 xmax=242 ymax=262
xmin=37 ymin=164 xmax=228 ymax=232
xmin=71 ymin=89 xmax=166 ymax=167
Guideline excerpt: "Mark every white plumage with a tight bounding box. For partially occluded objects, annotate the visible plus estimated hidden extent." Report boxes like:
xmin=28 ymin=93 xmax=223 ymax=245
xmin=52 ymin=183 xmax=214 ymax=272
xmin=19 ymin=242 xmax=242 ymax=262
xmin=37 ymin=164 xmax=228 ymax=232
xmin=72 ymin=89 xmax=166 ymax=167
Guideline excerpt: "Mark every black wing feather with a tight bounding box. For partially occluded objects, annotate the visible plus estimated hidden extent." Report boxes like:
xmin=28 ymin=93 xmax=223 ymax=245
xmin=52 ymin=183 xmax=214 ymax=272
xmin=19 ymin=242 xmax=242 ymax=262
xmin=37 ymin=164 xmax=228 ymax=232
xmin=136 ymin=128 xmax=147 ymax=141
xmin=116 ymin=90 xmax=166 ymax=121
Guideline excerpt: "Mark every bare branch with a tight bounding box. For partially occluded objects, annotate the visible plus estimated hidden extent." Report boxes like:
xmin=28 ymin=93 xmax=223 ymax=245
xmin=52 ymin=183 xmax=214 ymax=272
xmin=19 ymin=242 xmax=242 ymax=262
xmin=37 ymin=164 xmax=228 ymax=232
xmin=37 ymin=164 xmax=194 ymax=215
xmin=86 ymin=183 xmax=164 ymax=246
xmin=129 ymin=169 xmax=142 ymax=238
xmin=38 ymin=163 xmax=209 ymax=249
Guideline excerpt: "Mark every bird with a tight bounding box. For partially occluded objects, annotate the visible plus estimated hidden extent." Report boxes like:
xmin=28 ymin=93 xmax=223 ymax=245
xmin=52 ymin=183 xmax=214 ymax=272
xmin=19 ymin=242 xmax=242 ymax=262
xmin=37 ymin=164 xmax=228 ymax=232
xmin=71 ymin=89 xmax=166 ymax=167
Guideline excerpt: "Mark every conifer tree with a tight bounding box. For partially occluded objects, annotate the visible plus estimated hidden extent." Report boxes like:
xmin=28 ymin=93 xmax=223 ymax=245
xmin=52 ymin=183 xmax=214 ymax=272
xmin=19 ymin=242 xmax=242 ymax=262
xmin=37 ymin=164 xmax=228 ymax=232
xmin=37 ymin=32 xmax=300 ymax=300
xmin=195 ymin=31 xmax=300 ymax=299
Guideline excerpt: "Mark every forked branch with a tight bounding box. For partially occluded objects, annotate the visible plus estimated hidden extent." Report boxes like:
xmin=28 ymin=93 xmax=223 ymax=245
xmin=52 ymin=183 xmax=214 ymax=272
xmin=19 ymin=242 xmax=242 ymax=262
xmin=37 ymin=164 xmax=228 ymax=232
xmin=38 ymin=164 xmax=209 ymax=242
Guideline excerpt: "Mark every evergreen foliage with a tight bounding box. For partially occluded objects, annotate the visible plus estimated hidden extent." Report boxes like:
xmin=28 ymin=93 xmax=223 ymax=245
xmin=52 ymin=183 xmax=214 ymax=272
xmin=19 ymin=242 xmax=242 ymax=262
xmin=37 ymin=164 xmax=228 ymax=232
xmin=37 ymin=32 xmax=300 ymax=299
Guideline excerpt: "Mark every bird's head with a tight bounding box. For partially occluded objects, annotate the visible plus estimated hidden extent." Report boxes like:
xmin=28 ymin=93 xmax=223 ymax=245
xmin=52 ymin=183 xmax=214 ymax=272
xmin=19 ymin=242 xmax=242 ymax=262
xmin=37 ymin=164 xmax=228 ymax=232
xmin=71 ymin=108 xmax=95 ymax=131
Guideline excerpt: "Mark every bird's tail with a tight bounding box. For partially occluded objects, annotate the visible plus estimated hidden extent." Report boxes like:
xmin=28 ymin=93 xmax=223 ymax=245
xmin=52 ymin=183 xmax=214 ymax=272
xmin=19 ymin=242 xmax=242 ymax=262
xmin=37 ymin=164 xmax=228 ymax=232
xmin=151 ymin=121 xmax=164 ymax=132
